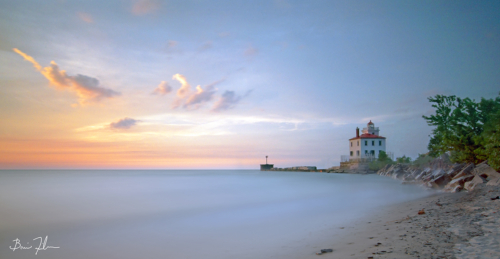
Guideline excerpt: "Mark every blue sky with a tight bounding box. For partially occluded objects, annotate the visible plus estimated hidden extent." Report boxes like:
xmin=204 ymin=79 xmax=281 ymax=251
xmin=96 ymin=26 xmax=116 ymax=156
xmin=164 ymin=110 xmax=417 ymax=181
xmin=0 ymin=0 xmax=499 ymax=169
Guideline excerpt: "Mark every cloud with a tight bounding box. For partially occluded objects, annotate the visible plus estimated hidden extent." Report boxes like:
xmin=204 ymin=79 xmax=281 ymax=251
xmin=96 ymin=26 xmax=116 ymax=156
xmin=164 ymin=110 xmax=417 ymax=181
xmin=110 ymin=117 xmax=139 ymax=130
xmin=244 ymin=45 xmax=259 ymax=57
xmin=131 ymin=0 xmax=161 ymax=15
xmin=185 ymin=84 xmax=216 ymax=108
xmin=13 ymin=48 xmax=42 ymax=71
xmin=13 ymin=48 xmax=121 ymax=105
xmin=212 ymin=91 xmax=241 ymax=111
xmin=171 ymin=74 xmax=225 ymax=110
xmin=172 ymin=73 xmax=191 ymax=98
xmin=212 ymin=90 xmax=251 ymax=112
xmin=198 ymin=41 xmax=213 ymax=52
xmin=152 ymin=81 xmax=172 ymax=95
xmin=77 ymin=12 xmax=93 ymax=23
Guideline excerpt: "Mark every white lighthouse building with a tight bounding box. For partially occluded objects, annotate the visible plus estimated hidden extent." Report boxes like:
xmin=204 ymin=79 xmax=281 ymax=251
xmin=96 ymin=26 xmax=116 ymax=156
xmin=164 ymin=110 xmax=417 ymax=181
xmin=348 ymin=120 xmax=386 ymax=160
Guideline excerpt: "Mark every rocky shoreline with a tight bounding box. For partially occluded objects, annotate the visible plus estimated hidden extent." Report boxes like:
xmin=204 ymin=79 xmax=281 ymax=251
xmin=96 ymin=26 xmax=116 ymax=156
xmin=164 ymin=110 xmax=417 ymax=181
xmin=358 ymin=161 xmax=500 ymax=258
xmin=377 ymin=161 xmax=500 ymax=192
xmin=305 ymin=161 xmax=500 ymax=258
xmin=308 ymin=184 xmax=500 ymax=259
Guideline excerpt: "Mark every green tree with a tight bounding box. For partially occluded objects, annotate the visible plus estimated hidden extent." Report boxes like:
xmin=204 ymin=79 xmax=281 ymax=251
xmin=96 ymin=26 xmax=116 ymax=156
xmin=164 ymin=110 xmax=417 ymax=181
xmin=368 ymin=151 xmax=393 ymax=171
xmin=396 ymin=155 xmax=411 ymax=164
xmin=378 ymin=150 xmax=390 ymax=162
xmin=475 ymin=107 xmax=500 ymax=170
xmin=422 ymin=93 xmax=500 ymax=164
xmin=413 ymin=153 xmax=434 ymax=168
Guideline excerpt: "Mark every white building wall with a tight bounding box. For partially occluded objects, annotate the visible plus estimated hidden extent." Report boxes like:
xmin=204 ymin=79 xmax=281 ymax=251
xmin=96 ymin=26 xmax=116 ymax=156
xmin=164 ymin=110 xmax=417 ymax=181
xmin=349 ymin=139 xmax=362 ymax=158
xmin=359 ymin=138 xmax=386 ymax=158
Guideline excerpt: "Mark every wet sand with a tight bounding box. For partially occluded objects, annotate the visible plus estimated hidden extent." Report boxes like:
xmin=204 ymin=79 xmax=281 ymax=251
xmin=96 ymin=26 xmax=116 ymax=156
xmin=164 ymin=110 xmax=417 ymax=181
xmin=306 ymin=185 xmax=500 ymax=259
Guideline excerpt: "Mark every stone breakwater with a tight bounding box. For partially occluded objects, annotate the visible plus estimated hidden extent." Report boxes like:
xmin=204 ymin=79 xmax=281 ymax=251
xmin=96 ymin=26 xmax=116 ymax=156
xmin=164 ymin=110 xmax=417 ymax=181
xmin=377 ymin=161 xmax=500 ymax=192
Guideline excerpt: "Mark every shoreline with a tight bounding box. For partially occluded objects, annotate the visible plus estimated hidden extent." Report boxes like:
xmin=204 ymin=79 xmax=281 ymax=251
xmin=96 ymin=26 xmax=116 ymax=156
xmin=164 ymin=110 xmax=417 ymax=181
xmin=304 ymin=184 xmax=500 ymax=259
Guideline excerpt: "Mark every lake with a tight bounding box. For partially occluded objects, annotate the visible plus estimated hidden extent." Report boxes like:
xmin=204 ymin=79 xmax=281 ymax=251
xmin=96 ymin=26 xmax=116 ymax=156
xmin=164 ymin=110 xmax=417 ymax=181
xmin=0 ymin=170 xmax=431 ymax=259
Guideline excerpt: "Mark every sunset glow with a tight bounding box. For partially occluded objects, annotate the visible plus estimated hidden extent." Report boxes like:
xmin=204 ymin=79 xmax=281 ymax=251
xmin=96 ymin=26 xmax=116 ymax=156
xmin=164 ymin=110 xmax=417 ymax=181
xmin=1 ymin=0 xmax=499 ymax=169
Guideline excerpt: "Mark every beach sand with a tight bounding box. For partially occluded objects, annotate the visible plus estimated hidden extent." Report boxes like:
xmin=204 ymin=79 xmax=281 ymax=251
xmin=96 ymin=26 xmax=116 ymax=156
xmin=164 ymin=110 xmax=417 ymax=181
xmin=302 ymin=185 xmax=500 ymax=259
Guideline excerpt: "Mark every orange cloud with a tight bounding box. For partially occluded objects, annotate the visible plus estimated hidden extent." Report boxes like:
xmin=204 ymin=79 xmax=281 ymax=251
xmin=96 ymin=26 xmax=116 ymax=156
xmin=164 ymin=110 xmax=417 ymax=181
xmin=13 ymin=48 xmax=120 ymax=105
xmin=173 ymin=73 xmax=191 ymax=98
xmin=152 ymin=81 xmax=172 ymax=95
xmin=77 ymin=12 xmax=94 ymax=23
xmin=13 ymin=48 xmax=42 ymax=71
xmin=132 ymin=0 xmax=161 ymax=15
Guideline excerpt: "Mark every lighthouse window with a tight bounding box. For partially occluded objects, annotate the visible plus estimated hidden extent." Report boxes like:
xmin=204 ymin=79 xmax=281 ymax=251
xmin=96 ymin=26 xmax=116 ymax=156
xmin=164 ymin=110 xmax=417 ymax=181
xmin=372 ymin=141 xmax=375 ymax=146
xmin=365 ymin=141 xmax=368 ymax=146
xmin=351 ymin=142 xmax=352 ymax=147
xmin=379 ymin=141 xmax=382 ymax=146
xmin=357 ymin=141 xmax=359 ymax=146
xmin=356 ymin=150 xmax=360 ymax=156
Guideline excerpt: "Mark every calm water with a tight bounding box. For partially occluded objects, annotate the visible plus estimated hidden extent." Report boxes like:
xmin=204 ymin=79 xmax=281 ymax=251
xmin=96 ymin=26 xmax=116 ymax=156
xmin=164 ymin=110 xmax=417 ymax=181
xmin=0 ymin=170 xmax=430 ymax=259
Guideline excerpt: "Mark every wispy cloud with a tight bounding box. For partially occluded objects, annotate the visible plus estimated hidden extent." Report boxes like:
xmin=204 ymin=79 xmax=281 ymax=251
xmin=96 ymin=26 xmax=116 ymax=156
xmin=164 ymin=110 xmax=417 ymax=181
xmin=171 ymin=74 xmax=223 ymax=110
xmin=198 ymin=41 xmax=213 ymax=52
xmin=13 ymin=48 xmax=121 ymax=105
xmin=244 ymin=44 xmax=258 ymax=57
xmin=131 ymin=0 xmax=161 ymax=15
xmin=13 ymin=48 xmax=41 ymax=70
xmin=212 ymin=90 xmax=251 ymax=112
xmin=185 ymin=84 xmax=216 ymax=108
xmin=110 ymin=117 xmax=140 ymax=129
xmin=152 ymin=81 xmax=172 ymax=95
xmin=77 ymin=12 xmax=93 ymax=23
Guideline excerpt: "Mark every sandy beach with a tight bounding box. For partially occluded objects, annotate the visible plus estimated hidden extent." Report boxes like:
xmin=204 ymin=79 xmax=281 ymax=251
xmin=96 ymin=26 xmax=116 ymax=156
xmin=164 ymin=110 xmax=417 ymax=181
xmin=306 ymin=185 xmax=500 ymax=259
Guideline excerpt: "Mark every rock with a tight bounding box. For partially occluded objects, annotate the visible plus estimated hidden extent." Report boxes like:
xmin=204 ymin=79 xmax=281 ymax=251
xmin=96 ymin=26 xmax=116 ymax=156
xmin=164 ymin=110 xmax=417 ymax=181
xmin=491 ymin=196 xmax=500 ymax=200
xmin=486 ymin=177 xmax=500 ymax=186
xmin=444 ymin=175 xmax=474 ymax=192
xmin=473 ymin=162 xmax=500 ymax=180
xmin=418 ymin=209 xmax=425 ymax=215
xmin=450 ymin=185 xmax=462 ymax=193
xmin=463 ymin=175 xmax=486 ymax=191
xmin=320 ymin=249 xmax=333 ymax=253
xmin=415 ymin=170 xmax=428 ymax=180
xmin=428 ymin=174 xmax=451 ymax=189
xmin=446 ymin=163 xmax=466 ymax=178
xmin=452 ymin=163 xmax=474 ymax=180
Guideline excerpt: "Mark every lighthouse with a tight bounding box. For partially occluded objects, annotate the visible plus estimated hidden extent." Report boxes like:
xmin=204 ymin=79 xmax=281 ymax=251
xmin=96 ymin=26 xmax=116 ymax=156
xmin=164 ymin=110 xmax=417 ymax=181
xmin=348 ymin=120 xmax=386 ymax=160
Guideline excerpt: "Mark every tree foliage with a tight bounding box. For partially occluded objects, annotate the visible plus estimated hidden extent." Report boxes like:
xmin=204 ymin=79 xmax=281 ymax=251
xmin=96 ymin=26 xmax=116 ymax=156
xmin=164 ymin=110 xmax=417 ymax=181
xmin=395 ymin=155 xmax=411 ymax=164
xmin=423 ymin=93 xmax=500 ymax=169
xmin=369 ymin=151 xmax=393 ymax=170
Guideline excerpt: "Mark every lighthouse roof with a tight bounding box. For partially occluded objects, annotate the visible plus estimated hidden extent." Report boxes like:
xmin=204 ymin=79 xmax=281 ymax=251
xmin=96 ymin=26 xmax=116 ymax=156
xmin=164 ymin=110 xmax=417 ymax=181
xmin=349 ymin=133 xmax=386 ymax=140
xmin=368 ymin=120 xmax=374 ymax=125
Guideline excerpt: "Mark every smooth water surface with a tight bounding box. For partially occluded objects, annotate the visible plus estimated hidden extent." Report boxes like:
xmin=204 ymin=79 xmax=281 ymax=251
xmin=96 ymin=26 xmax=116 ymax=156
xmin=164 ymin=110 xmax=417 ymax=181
xmin=0 ymin=170 xmax=431 ymax=259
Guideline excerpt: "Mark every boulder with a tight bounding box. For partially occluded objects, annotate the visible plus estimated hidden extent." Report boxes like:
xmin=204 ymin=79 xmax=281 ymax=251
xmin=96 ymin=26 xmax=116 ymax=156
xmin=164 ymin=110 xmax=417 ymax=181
xmin=486 ymin=177 xmax=500 ymax=186
xmin=415 ymin=170 xmax=428 ymax=180
xmin=463 ymin=175 xmax=486 ymax=191
xmin=428 ymin=174 xmax=452 ymax=189
xmin=446 ymin=163 xmax=466 ymax=178
xmin=450 ymin=185 xmax=463 ymax=193
xmin=444 ymin=175 xmax=474 ymax=192
xmin=452 ymin=163 xmax=474 ymax=180
xmin=473 ymin=162 xmax=500 ymax=180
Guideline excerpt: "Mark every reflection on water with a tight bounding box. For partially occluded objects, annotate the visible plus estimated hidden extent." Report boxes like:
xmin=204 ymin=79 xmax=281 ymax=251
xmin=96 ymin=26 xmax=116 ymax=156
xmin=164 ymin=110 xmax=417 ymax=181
xmin=0 ymin=170 xmax=431 ymax=259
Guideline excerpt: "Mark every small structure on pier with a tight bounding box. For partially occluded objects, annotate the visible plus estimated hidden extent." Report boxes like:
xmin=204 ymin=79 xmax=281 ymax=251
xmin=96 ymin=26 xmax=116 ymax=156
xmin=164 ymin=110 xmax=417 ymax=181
xmin=260 ymin=156 xmax=274 ymax=171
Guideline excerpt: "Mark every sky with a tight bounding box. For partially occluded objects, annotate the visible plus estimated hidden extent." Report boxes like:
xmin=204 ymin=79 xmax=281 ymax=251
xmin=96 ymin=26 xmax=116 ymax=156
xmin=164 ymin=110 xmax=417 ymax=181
xmin=0 ymin=0 xmax=499 ymax=169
